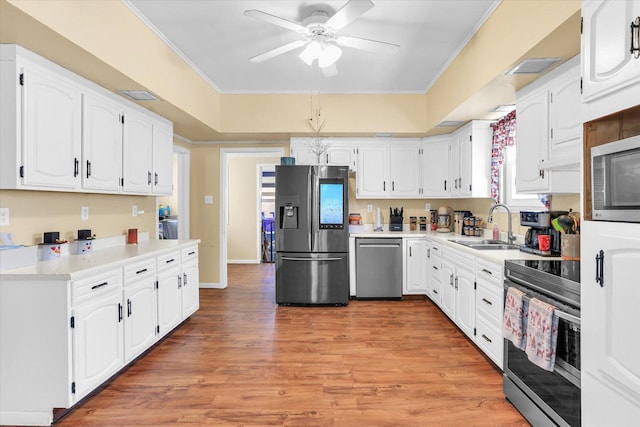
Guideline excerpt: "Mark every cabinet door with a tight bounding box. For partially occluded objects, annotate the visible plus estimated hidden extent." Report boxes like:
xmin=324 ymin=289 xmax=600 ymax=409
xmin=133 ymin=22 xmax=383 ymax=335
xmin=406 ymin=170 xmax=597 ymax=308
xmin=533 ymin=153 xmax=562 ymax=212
xmin=152 ymin=121 xmax=174 ymax=196
xmin=124 ymin=279 xmax=157 ymax=363
xmin=73 ymin=292 xmax=124 ymax=399
xmin=122 ymin=108 xmax=153 ymax=194
xmin=455 ymin=266 xmax=475 ymax=339
xmin=404 ymin=239 xmax=427 ymax=294
xmin=548 ymin=69 xmax=582 ymax=163
xmin=356 ymin=145 xmax=388 ymax=198
xmin=82 ymin=92 xmax=122 ymax=192
xmin=181 ymin=260 xmax=200 ymax=318
xmin=22 ymin=62 xmax=81 ymax=189
xmin=389 ymin=144 xmax=421 ymax=197
xmin=516 ymin=90 xmax=549 ymax=192
xmin=157 ymin=265 xmax=182 ymax=336
xmin=440 ymin=259 xmax=456 ymax=321
xmin=582 ymin=0 xmax=640 ymax=103
xmin=582 ymin=221 xmax=640 ymax=415
xmin=326 ymin=145 xmax=353 ymax=168
xmin=421 ymin=139 xmax=450 ymax=197
xmin=291 ymin=144 xmax=321 ymax=165
xmin=457 ymin=130 xmax=474 ymax=197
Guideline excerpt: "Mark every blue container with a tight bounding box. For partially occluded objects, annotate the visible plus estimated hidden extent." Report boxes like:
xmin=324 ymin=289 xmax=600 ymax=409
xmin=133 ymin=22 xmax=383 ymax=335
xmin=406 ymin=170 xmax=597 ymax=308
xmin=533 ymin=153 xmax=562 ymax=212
xmin=280 ymin=157 xmax=295 ymax=165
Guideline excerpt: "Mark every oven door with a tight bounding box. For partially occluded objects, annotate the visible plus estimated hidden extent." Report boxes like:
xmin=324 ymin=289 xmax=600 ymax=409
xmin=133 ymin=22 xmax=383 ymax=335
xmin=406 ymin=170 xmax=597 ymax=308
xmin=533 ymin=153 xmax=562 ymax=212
xmin=504 ymin=279 xmax=581 ymax=427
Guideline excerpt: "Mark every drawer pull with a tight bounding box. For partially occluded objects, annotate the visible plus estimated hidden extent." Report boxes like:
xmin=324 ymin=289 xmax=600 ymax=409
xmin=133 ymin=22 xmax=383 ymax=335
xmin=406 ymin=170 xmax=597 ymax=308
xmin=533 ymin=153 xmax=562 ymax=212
xmin=432 ymin=266 xmax=438 ymax=271
xmin=166 ymin=258 xmax=176 ymax=264
xmin=433 ymin=289 xmax=438 ymax=294
xmin=481 ymin=268 xmax=492 ymax=275
xmin=127 ymin=299 xmax=132 ymax=317
xmin=482 ymin=298 xmax=493 ymax=306
xmin=183 ymin=273 xmax=188 ymax=286
xmin=118 ymin=303 xmax=123 ymax=322
xmin=188 ymin=251 xmax=196 ymax=256
xmin=136 ymin=268 xmax=148 ymax=275
xmin=91 ymin=281 xmax=108 ymax=290
xmin=482 ymin=334 xmax=492 ymax=343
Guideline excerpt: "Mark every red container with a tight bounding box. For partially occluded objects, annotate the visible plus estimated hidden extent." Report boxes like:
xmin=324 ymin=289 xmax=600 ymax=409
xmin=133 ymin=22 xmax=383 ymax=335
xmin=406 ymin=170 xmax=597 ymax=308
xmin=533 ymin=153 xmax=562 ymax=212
xmin=538 ymin=234 xmax=551 ymax=251
xmin=127 ymin=228 xmax=138 ymax=244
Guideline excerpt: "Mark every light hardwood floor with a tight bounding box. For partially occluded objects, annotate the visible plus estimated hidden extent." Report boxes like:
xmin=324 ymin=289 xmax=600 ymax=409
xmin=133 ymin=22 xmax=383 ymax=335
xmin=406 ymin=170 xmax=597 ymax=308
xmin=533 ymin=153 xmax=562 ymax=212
xmin=57 ymin=263 xmax=527 ymax=426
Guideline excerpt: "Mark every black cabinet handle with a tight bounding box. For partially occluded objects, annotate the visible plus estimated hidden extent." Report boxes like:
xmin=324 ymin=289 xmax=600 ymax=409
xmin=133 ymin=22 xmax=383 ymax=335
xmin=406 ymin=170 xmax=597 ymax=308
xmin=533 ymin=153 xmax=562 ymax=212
xmin=433 ymin=289 xmax=438 ymax=294
xmin=482 ymin=298 xmax=492 ymax=306
xmin=481 ymin=268 xmax=492 ymax=275
xmin=166 ymin=258 xmax=176 ymax=264
xmin=188 ymin=251 xmax=196 ymax=256
xmin=383 ymin=181 xmax=386 ymax=191
xmin=409 ymin=247 xmax=412 ymax=257
xmin=595 ymin=249 xmax=605 ymax=287
xmin=127 ymin=299 xmax=132 ymax=317
xmin=118 ymin=303 xmax=123 ymax=322
xmin=147 ymin=171 xmax=152 ymax=185
xmin=91 ymin=281 xmax=108 ymax=290
xmin=631 ymin=17 xmax=640 ymax=59
xmin=74 ymin=157 xmax=79 ymax=177
xmin=433 ymin=265 xmax=438 ymax=270
xmin=154 ymin=172 xmax=159 ymax=186
xmin=86 ymin=160 xmax=91 ymax=178
xmin=482 ymin=334 xmax=492 ymax=343
xmin=392 ymin=181 xmax=395 ymax=191
xmin=444 ymin=180 xmax=447 ymax=191
xmin=136 ymin=268 xmax=148 ymax=275
xmin=183 ymin=273 xmax=187 ymax=286
xmin=178 ymin=274 xmax=182 ymax=289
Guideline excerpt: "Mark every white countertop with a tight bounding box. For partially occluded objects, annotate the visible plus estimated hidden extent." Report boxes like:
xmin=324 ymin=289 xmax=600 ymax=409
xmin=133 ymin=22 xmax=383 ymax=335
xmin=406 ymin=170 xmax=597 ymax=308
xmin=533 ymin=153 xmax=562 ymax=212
xmin=350 ymin=228 xmax=558 ymax=263
xmin=0 ymin=239 xmax=200 ymax=280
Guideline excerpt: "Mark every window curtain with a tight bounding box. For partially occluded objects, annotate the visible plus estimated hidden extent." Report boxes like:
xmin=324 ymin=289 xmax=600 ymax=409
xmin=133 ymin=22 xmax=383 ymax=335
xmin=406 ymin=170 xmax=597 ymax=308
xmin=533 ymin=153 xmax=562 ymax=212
xmin=490 ymin=110 xmax=516 ymax=202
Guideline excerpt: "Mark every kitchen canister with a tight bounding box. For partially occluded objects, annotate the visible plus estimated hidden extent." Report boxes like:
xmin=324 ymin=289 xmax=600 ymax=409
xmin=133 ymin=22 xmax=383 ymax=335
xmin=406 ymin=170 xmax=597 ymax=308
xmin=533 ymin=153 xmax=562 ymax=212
xmin=280 ymin=157 xmax=295 ymax=165
xmin=561 ymin=234 xmax=580 ymax=260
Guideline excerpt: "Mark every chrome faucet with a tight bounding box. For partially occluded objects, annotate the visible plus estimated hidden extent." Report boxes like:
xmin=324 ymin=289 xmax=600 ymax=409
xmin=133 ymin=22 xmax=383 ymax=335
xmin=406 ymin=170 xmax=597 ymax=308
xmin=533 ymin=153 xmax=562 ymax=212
xmin=488 ymin=203 xmax=516 ymax=244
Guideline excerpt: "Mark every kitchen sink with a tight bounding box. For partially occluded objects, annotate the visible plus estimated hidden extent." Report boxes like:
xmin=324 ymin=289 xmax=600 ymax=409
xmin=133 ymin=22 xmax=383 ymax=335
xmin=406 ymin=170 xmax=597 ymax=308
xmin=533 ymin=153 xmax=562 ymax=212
xmin=449 ymin=239 xmax=520 ymax=250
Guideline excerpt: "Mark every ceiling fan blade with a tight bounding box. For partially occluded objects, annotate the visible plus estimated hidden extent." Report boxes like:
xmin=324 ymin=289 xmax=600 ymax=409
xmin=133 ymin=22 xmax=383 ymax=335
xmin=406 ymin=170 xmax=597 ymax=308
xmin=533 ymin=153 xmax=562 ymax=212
xmin=326 ymin=0 xmax=374 ymax=30
xmin=244 ymin=10 xmax=307 ymax=34
xmin=336 ymin=36 xmax=400 ymax=53
xmin=249 ymin=40 xmax=308 ymax=63
xmin=322 ymin=63 xmax=338 ymax=77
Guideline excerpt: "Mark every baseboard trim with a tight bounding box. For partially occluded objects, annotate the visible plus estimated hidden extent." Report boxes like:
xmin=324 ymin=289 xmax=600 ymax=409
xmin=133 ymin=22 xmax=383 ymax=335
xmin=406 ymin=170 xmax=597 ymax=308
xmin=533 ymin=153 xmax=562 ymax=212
xmin=200 ymin=282 xmax=227 ymax=289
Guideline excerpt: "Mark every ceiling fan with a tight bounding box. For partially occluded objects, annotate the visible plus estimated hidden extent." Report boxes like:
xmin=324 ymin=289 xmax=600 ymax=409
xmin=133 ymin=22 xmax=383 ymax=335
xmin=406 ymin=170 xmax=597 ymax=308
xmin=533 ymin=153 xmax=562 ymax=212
xmin=244 ymin=0 xmax=400 ymax=77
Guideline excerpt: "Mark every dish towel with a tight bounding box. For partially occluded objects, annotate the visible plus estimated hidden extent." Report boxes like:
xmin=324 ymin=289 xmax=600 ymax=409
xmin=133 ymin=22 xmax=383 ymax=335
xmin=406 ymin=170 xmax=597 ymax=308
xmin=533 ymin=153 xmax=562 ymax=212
xmin=524 ymin=297 xmax=559 ymax=371
xmin=503 ymin=287 xmax=526 ymax=350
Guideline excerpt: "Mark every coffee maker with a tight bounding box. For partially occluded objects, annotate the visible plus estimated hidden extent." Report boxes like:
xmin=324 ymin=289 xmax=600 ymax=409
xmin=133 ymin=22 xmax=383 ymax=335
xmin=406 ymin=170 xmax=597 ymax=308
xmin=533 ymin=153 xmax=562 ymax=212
xmin=519 ymin=211 xmax=568 ymax=256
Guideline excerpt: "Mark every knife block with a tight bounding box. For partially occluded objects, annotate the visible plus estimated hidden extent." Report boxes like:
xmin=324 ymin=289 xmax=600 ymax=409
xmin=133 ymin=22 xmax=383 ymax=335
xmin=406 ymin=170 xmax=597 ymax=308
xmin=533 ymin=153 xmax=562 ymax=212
xmin=389 ymin=215 xmax=403 ymax=231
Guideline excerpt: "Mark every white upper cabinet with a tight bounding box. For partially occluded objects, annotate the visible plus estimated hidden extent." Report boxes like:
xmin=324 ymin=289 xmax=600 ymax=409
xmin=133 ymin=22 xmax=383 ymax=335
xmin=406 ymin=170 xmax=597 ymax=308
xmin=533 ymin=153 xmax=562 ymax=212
xmin=389 ymin=142 xmax=421 ymax=197
xmin=290 ymin=138 xmax=357 ymax=171
xmin=0 ymin=44 xmax=173 ymax=196
xmin=515 ymin=55 xmax=581 ymax=194
xmin=122 ymin=107 xmax=154 ymax=194
xmin=582 ymin=0 xmax=640 ymax=120
xmin=152 ymin=120 xmax=174 ymax=196
xmin=450 ymin=121 xmax=493 ymax=198
xmin=356 ymin=144 xmax=389 ymax=198
xmin=82 ymin=91 xmax=123 ymax=192
xmin=421 ymin=136 xmax=450 ymax=197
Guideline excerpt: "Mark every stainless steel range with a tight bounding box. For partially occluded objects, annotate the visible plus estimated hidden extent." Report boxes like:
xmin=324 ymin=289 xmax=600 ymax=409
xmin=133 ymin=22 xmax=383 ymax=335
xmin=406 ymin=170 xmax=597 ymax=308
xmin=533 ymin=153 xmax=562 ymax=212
xmin=503 ymin=259 xmax=581 ymax=427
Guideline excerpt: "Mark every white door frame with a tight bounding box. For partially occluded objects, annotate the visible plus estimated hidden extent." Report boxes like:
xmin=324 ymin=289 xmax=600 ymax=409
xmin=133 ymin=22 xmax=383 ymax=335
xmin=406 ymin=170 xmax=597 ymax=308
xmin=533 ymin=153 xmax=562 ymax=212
xmin=155 ymin=145 xmax=190 ymax=240
xmin=257 ymin=163 xmax=276 ymax=263
xmin=220 ymin=147 xmax=284 ymax=288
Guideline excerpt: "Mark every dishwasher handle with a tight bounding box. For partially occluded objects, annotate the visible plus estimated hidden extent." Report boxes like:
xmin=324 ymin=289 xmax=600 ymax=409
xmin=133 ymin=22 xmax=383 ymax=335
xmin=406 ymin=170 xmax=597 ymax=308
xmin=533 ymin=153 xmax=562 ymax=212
xmin=281 ymin=257 xmax=343 ymax=261
xmin=358 ymin=243 xmax=401 ymax=249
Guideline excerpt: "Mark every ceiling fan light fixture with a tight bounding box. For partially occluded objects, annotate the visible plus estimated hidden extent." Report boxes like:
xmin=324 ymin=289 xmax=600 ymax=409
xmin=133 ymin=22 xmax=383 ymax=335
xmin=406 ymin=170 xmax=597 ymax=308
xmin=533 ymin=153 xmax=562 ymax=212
xmin=299 ymin=41 xmax=321 ymax=66
xmin=318 ymin=44 xmax=342 ymax=68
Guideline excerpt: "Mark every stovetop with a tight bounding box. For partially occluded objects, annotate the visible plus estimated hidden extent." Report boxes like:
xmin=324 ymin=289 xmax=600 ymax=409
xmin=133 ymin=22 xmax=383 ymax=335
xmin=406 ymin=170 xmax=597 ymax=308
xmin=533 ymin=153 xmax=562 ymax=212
xmin=505 ymin=259 xmax=580 ymax=307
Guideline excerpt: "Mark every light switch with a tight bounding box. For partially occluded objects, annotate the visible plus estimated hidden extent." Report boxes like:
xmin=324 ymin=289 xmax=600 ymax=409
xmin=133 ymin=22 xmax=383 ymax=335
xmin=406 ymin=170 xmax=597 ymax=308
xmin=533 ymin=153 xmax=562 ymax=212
xmin=367 ymin=204 xmax=373 ymax=213
xmin=0 ymin=208 xmax=9 ymax=226
xmin=132 ymin=205 xmax=138 ymax=216
xmin=204 ymin=195 xmax=214 ymax=205
xmin=425 ymin=203 xmax=431 ymax=212
xmin=81 ymin=206 xmax=89 ymax=220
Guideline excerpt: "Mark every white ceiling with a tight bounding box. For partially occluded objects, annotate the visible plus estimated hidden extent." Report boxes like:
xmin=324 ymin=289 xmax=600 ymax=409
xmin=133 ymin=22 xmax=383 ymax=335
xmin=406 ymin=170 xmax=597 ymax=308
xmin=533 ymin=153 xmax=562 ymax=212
xmin=126 ymin=0 xmax=500 ymax=94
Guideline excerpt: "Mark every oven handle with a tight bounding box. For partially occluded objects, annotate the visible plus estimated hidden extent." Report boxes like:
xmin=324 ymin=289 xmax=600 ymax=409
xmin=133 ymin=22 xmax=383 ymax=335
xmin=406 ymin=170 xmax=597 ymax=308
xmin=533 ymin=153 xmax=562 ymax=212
xmin=505 ymin=280 xmax=581 ymax=326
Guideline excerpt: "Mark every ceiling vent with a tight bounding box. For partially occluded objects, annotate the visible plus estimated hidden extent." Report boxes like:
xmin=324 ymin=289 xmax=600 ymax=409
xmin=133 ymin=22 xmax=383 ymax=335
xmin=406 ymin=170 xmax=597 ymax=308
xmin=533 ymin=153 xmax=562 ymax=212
xmin=506 ymin=57 xmax=562 ymax=75
xmin=118 ymin=90 xmax=161 ymax=101
xmin=437 ymin=120 xmax=465 ymax=127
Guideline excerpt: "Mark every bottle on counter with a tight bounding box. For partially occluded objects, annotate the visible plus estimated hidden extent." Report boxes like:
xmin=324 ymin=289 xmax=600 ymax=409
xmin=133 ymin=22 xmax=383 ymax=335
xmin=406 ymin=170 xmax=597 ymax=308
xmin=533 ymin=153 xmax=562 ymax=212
xmin=493 ymin=224 xmax=500 ymax=240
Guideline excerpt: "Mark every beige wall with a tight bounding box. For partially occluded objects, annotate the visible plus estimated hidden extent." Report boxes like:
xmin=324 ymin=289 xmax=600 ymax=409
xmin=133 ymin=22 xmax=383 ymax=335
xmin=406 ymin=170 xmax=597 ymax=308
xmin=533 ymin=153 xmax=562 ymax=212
xmin=0 ymin=190 xmax=156 ymax=245
xmin=227 ymin=155 xmax=281 ymax=262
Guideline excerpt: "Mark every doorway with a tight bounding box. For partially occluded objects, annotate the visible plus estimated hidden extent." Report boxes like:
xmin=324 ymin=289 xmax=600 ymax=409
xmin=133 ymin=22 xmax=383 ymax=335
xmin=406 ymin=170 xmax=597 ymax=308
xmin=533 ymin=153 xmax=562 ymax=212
xmin=157 ymin=145 xmax=190 ymax=240
xmin=220 ymin=147 xmax=284 ymax=287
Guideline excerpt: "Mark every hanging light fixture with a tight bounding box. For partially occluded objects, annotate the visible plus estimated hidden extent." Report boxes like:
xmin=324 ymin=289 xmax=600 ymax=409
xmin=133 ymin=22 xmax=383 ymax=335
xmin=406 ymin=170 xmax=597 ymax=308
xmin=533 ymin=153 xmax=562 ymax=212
xmin=299 ymin=40 xmax=342 ymax=68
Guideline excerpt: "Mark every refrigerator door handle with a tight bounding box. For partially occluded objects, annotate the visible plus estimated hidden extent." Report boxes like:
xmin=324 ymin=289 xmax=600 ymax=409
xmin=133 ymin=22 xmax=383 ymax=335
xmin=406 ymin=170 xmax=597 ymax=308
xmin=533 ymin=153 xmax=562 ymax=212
xmin=281 ymin=257 xmax=343 ymax=261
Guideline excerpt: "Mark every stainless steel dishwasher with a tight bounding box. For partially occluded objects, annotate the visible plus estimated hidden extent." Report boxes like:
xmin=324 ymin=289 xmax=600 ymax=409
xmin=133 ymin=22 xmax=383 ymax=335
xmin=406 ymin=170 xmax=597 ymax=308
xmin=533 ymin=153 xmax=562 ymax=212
xmin=355 ymin=238 xmax=402 ymax=299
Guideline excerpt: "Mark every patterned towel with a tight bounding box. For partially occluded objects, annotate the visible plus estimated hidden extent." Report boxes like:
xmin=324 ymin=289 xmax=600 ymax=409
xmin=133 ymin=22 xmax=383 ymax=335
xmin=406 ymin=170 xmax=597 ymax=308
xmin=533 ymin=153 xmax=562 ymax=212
xmin=524 ymin=298 xmax=559 ymax=371
xmin=503 ymin=287 xmax=526 ymax=350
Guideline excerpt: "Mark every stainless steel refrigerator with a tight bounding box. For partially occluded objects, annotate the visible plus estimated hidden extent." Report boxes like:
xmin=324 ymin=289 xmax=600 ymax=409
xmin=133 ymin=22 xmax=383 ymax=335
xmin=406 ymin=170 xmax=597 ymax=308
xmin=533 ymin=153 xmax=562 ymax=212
xmin=275 ymin=165 xmax=349 ymax=305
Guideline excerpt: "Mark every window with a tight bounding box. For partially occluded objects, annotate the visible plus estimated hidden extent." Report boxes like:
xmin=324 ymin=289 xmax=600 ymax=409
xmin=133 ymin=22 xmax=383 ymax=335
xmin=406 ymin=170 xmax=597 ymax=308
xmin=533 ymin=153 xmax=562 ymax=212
xmin=501 ymin=145 xmax=547 ymax=211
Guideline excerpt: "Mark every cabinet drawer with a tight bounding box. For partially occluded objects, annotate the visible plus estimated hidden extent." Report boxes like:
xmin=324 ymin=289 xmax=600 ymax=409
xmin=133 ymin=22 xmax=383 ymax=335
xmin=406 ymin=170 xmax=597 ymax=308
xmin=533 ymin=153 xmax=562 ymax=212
xmin=181 ymin=246 xmax=198 ymax=264
xmin=157 ymin=250 xmax=181 ymax=272
xmin=475 ymin=316 xmax=503 ymax=369
xmin=124 ymin=257 xmax=156 ymax=284
xmin=475 ymin=258 xmax=503 ymax=285
xmin=476 ymin=282 xmax=503 ymax=324
xmin=73 ymin=269 xmax=122 ymax=305
xmin=430 ymin=244 xmax=442 ymax=260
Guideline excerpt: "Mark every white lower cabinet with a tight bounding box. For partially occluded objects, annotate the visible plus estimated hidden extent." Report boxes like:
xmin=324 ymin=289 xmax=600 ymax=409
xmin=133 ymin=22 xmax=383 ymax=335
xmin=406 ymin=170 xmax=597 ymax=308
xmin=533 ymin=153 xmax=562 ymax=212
xmin=474 ymin=258 xmax=504 ymax=369
xmin=582 ymin=221 xmax=640 ymax=424
xmin=0 ymin=241 xmax=199 ymax=426
xmin=403 ymin=238 xmax=428 ymax=294
xmin=425 ymin=239 xmax=442 ymax=305
xmin=440 ymin=248 xmax=476 ymax=339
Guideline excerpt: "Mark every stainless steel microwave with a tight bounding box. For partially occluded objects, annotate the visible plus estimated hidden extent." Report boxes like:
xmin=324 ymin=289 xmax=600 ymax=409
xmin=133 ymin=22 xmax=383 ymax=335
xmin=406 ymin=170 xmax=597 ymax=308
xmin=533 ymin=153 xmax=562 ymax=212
xmin=591 ymin=134 xmax=640 ymax=222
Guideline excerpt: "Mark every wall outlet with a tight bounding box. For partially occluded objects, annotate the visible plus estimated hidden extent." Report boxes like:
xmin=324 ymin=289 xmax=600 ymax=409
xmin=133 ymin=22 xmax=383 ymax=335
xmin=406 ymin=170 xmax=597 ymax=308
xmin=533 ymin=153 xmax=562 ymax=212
xmin=81 ymin=206 xmax=89 ymax=221
xmin=367 ymin=204 xmax=373 ymax=213
xmin=132 ymin=205 xmax=138 ymax=217
xmin=204 ymin=195 xmax=214 ymax=205
xmin=425 ymin=203 xmax=431 ymax=212
xmin=0 ymin=208 xmax=9 ymax=226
